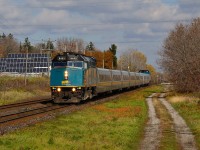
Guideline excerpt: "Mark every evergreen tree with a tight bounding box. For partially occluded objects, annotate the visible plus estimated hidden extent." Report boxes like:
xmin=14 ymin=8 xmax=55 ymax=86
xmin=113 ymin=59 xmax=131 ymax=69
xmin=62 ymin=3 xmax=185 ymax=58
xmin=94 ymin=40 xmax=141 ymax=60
xmin=19 ymin=42 xmax=22 ymax=52
xmin=2 ymin=33 xmax=6 ymax=39
xmin=86 ymin=41 xmax=95 ymax=51
xmin=46 ymin=40 xmax=54 ymax=50
xmin=23 ymin=37 xmax=32 ymax=52
xmin=8 ymin=33 xmax=13 ymax=39
xmin=109 ymin=44 xmax=117 ymax=68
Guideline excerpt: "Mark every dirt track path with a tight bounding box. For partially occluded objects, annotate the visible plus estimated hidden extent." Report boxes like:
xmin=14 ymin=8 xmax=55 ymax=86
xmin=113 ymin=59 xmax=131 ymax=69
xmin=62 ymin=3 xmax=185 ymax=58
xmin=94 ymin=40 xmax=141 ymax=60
xmin=140 ymin=93 xmax=197 ymax=150
xmin=140 ymin=93 xmax=161 ymax=150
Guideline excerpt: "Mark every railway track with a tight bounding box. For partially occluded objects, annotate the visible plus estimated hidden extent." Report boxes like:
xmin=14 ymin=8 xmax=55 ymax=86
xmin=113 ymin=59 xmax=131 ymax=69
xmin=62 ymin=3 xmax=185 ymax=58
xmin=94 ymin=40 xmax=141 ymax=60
xmin=0 ymin=88 xmax=144 ymax=135
xmin=0 ymin=99 xmax=51 ymax=110
xmin=0 ymin=93 xmax=118 ymax=124
xmin=0 ymin=98 xmax=70 ymax=124
xmin=0 ymin=91 xmax=120 ymax=129
xmin=0 ymin=103 xmax=68 ymax=123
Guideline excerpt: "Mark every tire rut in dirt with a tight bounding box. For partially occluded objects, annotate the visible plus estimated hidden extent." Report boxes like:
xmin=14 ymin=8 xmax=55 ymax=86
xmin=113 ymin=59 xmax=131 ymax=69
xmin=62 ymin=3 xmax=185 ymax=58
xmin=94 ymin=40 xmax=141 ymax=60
xmin=141 ymin=93 xmax=197 ymax=150
xmin=140 ymin=93 xmax=161 ymax=150
xmin=153 ymin=96 xmax=180 ymax=149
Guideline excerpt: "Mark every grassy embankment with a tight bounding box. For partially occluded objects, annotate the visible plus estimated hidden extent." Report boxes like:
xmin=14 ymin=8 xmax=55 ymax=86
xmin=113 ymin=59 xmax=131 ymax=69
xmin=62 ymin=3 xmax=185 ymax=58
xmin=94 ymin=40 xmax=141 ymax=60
xmin=168 ymin=93 xmax=200 ymax=149
xmin=0 ymin=76 xmax=50 ymax=105
xmin=0 ymin=85 xmax=162 ymax=150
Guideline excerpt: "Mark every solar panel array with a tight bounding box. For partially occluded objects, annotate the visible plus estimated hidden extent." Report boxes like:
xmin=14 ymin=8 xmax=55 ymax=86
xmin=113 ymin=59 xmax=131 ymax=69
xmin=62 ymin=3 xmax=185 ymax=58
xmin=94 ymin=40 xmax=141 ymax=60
xmin=0 ymin=53 xmax=51 ymax=74
xmin=0 ymin=58 xmax=6 ymax=72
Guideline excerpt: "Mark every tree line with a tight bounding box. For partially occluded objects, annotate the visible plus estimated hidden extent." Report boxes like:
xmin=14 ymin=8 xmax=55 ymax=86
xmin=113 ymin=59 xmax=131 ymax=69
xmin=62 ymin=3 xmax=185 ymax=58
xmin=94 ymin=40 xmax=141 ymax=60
xmin=0 ymin=33 xmax=157 ymax=82
xmin=0 ymin=34 xmax=119 ymax=69
xmin=159 ymin=17 xmax=200 ymax=92
xmin=0 ymin=34 xmax=55 ymax=56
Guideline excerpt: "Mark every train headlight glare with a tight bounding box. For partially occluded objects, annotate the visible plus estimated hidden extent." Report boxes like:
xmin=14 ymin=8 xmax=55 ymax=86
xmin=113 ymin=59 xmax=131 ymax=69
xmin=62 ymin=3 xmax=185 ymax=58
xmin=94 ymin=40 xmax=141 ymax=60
xmin=64 ymin=71 xmax=68 ymax=80
xmin=57 ymin=87 xmax=61 ymax=92
xmin=72 ymin=88 xmax=76 ymax=92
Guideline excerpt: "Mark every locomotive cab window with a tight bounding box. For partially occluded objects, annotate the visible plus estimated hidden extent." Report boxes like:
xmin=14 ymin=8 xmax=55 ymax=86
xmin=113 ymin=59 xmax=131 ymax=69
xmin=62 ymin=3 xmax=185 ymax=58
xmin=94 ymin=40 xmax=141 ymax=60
xmin=67 ymin=61 xmax=83 ymax=68
xmin=67 ymin=61 xmax=73 ymax=67
xmin=74 ymin=61 xmax=83 ymax=67
xmin=52 ymin=62 xmax=67 ymax=68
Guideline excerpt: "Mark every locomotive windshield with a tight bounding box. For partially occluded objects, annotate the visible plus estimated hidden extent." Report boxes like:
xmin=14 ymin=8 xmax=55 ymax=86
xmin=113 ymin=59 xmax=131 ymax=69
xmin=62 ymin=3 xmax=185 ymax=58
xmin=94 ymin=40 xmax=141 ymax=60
xmin=52 ymin=52 xmax=96 ymax=68
xmin=52 ymin=61 xmax=83 ymax=68
xmin=67 ymin=61 xmax=83 ymax=67
xmin=52 ymin=62 xmax=67 ymax=68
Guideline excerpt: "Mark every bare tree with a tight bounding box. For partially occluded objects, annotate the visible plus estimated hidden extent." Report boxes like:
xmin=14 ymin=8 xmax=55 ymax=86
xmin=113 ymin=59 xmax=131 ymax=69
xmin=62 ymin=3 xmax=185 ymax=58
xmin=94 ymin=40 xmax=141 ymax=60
xmin=118 ymin=51 xmax=129 ymax=71
xmin=56 ymin=37 xmax=85 ymax=53
xmin=0 ymin=33 xmax=19 ymax=57
xmin=118 ymin=49 xmax=147 ymax=71
xmin=146 ymin=64 xmax=157 ymax=83
xmin=159 ymin=18 xmax=200 ymax=92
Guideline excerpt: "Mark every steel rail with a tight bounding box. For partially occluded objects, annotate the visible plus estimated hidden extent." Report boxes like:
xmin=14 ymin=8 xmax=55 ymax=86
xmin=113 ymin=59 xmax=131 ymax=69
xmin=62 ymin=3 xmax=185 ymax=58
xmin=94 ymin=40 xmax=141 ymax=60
xmin=0 ymin=104 xmax=68 ymax=124
xmin=0 ymin=99 xmax=51 ymax=110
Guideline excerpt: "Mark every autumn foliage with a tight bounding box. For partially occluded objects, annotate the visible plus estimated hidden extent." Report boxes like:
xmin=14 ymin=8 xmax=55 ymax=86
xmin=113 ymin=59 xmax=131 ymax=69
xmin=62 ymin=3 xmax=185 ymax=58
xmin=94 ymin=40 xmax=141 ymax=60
xmin=85 ymin=50 xmax=113 ymax=69
xmin=92 ymin=105 xmax=141 ymax=118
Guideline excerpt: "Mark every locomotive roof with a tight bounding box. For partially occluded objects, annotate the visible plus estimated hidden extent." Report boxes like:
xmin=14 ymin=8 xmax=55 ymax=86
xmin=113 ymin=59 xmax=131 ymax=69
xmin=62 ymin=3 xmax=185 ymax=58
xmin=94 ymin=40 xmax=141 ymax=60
xmin=53 ymin=52 xmax=94 ymax=61
xmin=52 ymin=52 xmax=96 ymax=67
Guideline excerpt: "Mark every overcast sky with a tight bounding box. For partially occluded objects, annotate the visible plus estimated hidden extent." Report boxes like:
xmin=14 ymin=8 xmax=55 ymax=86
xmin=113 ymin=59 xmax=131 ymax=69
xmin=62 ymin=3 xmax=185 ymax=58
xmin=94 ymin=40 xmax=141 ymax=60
xmin=0 ymin=0 xmax=200 ymax=70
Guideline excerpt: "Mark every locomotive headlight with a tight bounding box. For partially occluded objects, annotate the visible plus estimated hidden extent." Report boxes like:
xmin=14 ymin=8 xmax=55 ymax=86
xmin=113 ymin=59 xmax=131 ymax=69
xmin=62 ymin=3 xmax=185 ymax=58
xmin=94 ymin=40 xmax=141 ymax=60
xmin=64 ymin=71 xmax=68 ymax=80
xmin=57 ymin=87 xmax=61 ymax=92
xmin=72 ymin=88 xmax=76 ymax=92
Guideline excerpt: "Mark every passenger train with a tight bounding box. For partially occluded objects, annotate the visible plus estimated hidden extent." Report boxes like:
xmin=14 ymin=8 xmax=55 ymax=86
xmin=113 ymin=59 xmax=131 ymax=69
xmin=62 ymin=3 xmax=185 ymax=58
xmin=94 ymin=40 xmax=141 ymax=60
xmin=50 ymin=52 xmax=151 ymax=103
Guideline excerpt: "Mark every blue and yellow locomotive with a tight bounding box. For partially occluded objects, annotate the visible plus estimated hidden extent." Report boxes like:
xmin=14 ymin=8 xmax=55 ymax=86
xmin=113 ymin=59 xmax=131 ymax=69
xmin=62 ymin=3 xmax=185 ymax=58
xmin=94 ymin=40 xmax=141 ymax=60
xmin=50 ymin=52 xmax=151 ymax=103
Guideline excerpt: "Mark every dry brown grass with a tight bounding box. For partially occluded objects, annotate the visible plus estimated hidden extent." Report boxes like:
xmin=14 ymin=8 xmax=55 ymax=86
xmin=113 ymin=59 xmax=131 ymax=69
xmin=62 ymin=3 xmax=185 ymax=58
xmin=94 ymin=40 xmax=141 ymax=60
xmin=168 ymin=96 xmax=198 ymax=103
xmin=0 ymin=76 xmax=50 ymax=105
xmin=92 ymin=105 xmax=141 ymax=118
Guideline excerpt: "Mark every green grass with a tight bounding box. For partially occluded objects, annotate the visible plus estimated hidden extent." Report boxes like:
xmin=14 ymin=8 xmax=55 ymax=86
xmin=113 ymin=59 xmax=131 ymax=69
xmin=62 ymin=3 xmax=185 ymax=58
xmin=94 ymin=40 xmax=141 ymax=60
xmin=171 ymin=100 xmax=200 ymax=149
xmin=0 ymin=85 xmax=162 ymax=150
xmin=142 ymin=85 xmax=164 ymax=97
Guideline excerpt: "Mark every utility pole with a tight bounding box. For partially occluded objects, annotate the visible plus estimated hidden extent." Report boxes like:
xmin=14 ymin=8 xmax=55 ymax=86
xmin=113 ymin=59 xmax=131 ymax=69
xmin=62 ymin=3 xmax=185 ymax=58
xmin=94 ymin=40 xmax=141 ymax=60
xmin=112 ymin=61 xmax=113 ymax=70
xmin=41 ymin=38 xmax=56 ymax=77
xmin=24 ymin=46 xmax=28 ymax=86
xmin=128 ymin=55 xmax=130 ymax=71
xmin=64 ymin=45 xmax=67 ymax=52
xmin=103 ymin=50 xmax=105 ymax=69
xmin=75 ymin=42 xmax=78 ymax=53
